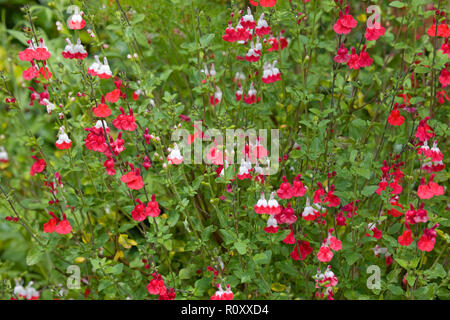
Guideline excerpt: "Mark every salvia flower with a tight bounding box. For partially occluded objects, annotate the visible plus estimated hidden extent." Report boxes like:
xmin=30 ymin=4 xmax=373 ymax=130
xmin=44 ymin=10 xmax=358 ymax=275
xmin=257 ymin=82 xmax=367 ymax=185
xmin=222 ymin=21 xmax=237 ymax=42
xmin=267 ymin=191 xmax=282 ymax=215
xmin=55 ymin=126 xmax=72 ymax=150
xmin=415 ymin=117 xmax=434 ymax=142
xmin=254 ymin=192 xmax=268 ymax=214
xmin=245 ymin=41 xmax=261 ymax=62
xmin=92 ymin=95 xmax=112 ymax=118
xmin=417 ymin=224 xmax=439 ymax=252
xmin=255 ymin=13 xmax=270 ymax=36
xmin=113 ymin=107 xmax=137 ymax=131
xmin=167 ymin=143 xmax=183 ymax=165
xmin=264 ymin=215 xmax=279 ymax=233
xmin=262 ymin=60 xmax=281 ymax=83
xmin=290 ymin=240 xmax=313 ymax=261
xmin=240 ymin=7 xmax=256 ymax=29
xmin=84 ymin=120 xmax=109 ymax=153
xmin=34 ymin=38 xmax=51 ymax=61
xmin=210 ymin=284 xmax=234 ymax=300
xmin=210 ymin=86 xmax=222 ymax=106
xmin=243 ymin=82 xmax=258 ymax=104
xmin=43 ymin=211 xmax=72 ymax=235
xmin=365 ymin=21 xmax=386 ymax=41
xmin=62 ymin=38 xmax=87 ymax=59
xmin=121 ymin=163 xmax=144 ymax=190
xmin=333 ymin=8 xmax=357 ymax=35
xmin=0 ymin=146 xmax=9 ymax=163
xmin=237 ymin=157 xmax=252 ymax=180
xmin=30 ymin=156 xmax=46 ymax=176
xmin=313 ymin=266 xmax=338 ymax=300
xmin=405 ymin=202 xmax=428 ymax=225
xmin=13 ymin=280 xmax=40 ymax=300
xmin=67 ymin=7 xmax=86 ymax=30
xmin=334 ymin=43 xmax=350 ymax=63
xmin=87 ymin=56 xmax=112 ymax=79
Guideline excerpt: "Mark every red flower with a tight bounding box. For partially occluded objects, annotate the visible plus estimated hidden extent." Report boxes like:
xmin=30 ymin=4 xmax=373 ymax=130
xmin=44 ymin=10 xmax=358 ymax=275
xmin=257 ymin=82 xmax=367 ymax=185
xmin=333 ymin=8 xmax=357 ymax=34
xmin=276 ymin=176 xmax=293 ymax=199
xmin=313 ymin=182 xmax=325 ymax=204
xmin=34 ymin=39 xmax=51 ymax=61
xmin=23 ymin=67 xmax=39 ymax=80
xmin=291 ymin=240 xmax=312 ymax=261
xmin=55 ymin=216 xmax=73 ymax=234
xmin=358 ymin=45 xmax=373 ymax=68
xmin=146 ymin=194 xmax=161 ymax=217
xmin=317 ymin=245 xmax=333 ymax=262
xmin=417 ymin=234 xmax=435 ymax=252
xmin=18 ymin=41 xmax=36 ymax=61
xmin=387 ymin=105 xmax=405 ymax=126
xmin=43 ymin=217 xmax=58 ymax=233
xmin=39 ymin=66 xmax=52 ymax=79
xmin=131 ymin=199 xmax=147 ymax=221
xmin=84 ymin=121 xmax=109 ymax=153
xmin=105 ymin=88 xmax=122 ymax=103
xmin=415 ymin=117 xmax=433 ymax=142
xmin=291 ymin=175 xmax=307 ymax=197
xmin=30 ymin=156 xmax=46 ymax=176
xmin=68 ymin=11 xmax=86 ymax=30
xmin=439 ymin=68 xmax=450 ymax=87
xmin=365 ymin=23 xmax=386 ymax=41
xmin=55 ymin=126 xmax=72 ymax=150
xmin=104 ymin=157 xmax=116 ymax=176
xmin=110 ymin=132 xmax=125 ymax=156
xmin=328 ymin=236 xmax=342 ymax=251
xmin=417 ymin=177 xmax=433 ymax=199
xmin=222 ymin=21 xmax=237 ymax=42
xmin=347 ymin=47 xmax=360 ymax=70
xmin=323 ymin=185 xmax=340 ymax=207
xmin=44 ymin=212 xmax=72 ymax=234
xmin=147 ymin=273 xmax=166 ymax=296
xmin=437 ymin=90 xmax=449 ymax=104
xmin=121 ymin=164 xmax=144 ymax=190
xmin=250 ymin=0 xmax=277 ymax=7
xmin=283 ymin=228 xmax=296 ymax=244
xmin=334 ymin=44 xmax=350 ymax=63
xmin=113 ymin=107 xmax=137 ymax=131
xmin=93 ymin=96 xmax=111 ymax=118
xmin=398 ymin=227 xmax=413 ymax=246
xmin=417 ymin=224 xmax=439 ymax=252
xmin=418 ymin=174 xmax=444 ymax=199
xmin=275 ymin=203 xmax=297 ymax=225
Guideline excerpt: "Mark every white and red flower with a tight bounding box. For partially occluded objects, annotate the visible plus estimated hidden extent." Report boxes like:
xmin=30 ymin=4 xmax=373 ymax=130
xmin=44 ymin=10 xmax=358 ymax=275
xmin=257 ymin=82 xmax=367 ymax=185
xmin=55 ymin=126 xmax=72 ymax=150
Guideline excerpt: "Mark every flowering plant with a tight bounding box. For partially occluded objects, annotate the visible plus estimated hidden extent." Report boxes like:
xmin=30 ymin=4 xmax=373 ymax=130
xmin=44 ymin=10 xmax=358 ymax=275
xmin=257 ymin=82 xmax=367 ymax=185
xmin=0 ymin=0 xmax=448 ymax=300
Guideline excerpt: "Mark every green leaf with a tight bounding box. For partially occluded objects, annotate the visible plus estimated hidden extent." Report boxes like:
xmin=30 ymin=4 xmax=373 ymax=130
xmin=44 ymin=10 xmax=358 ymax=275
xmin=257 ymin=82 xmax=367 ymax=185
xmin=106 ymin=263 xmax=124 ymax=275
xmin=253 ymin=250 xmax=272 ymax=265
xmin=199 ymin=34 xmax=215 ymax=47
xmin=395 ymin=258 xmax=410 ymax=269
xmin=414 ymin=66 xmax=429 ymax=74
xmin=26 ymin=248 xmax=44 ymax=266
xmin=179 ymin=268 xmax=193 ymax=280
xmin=7 ymin=30 xmax=29 ymax=46
xmin=389 ymin=1 xmax=405 ymax=8
xmin=361 ymin=185 xmax=378 ymax=197
xmin=201 ymin=225 xmax=216 ymax=242
xmin=388 ymin=284 xmax=403 ymax=296
xmin=234 ymin=241 xmax=248 ymax=255
xmin=424 ymin=263 xmax=446 ymax=279
xmin=345 ymin=251 xmax=361 ymax=265
xmin=356 ymin=167 xmax=371 ymax=180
